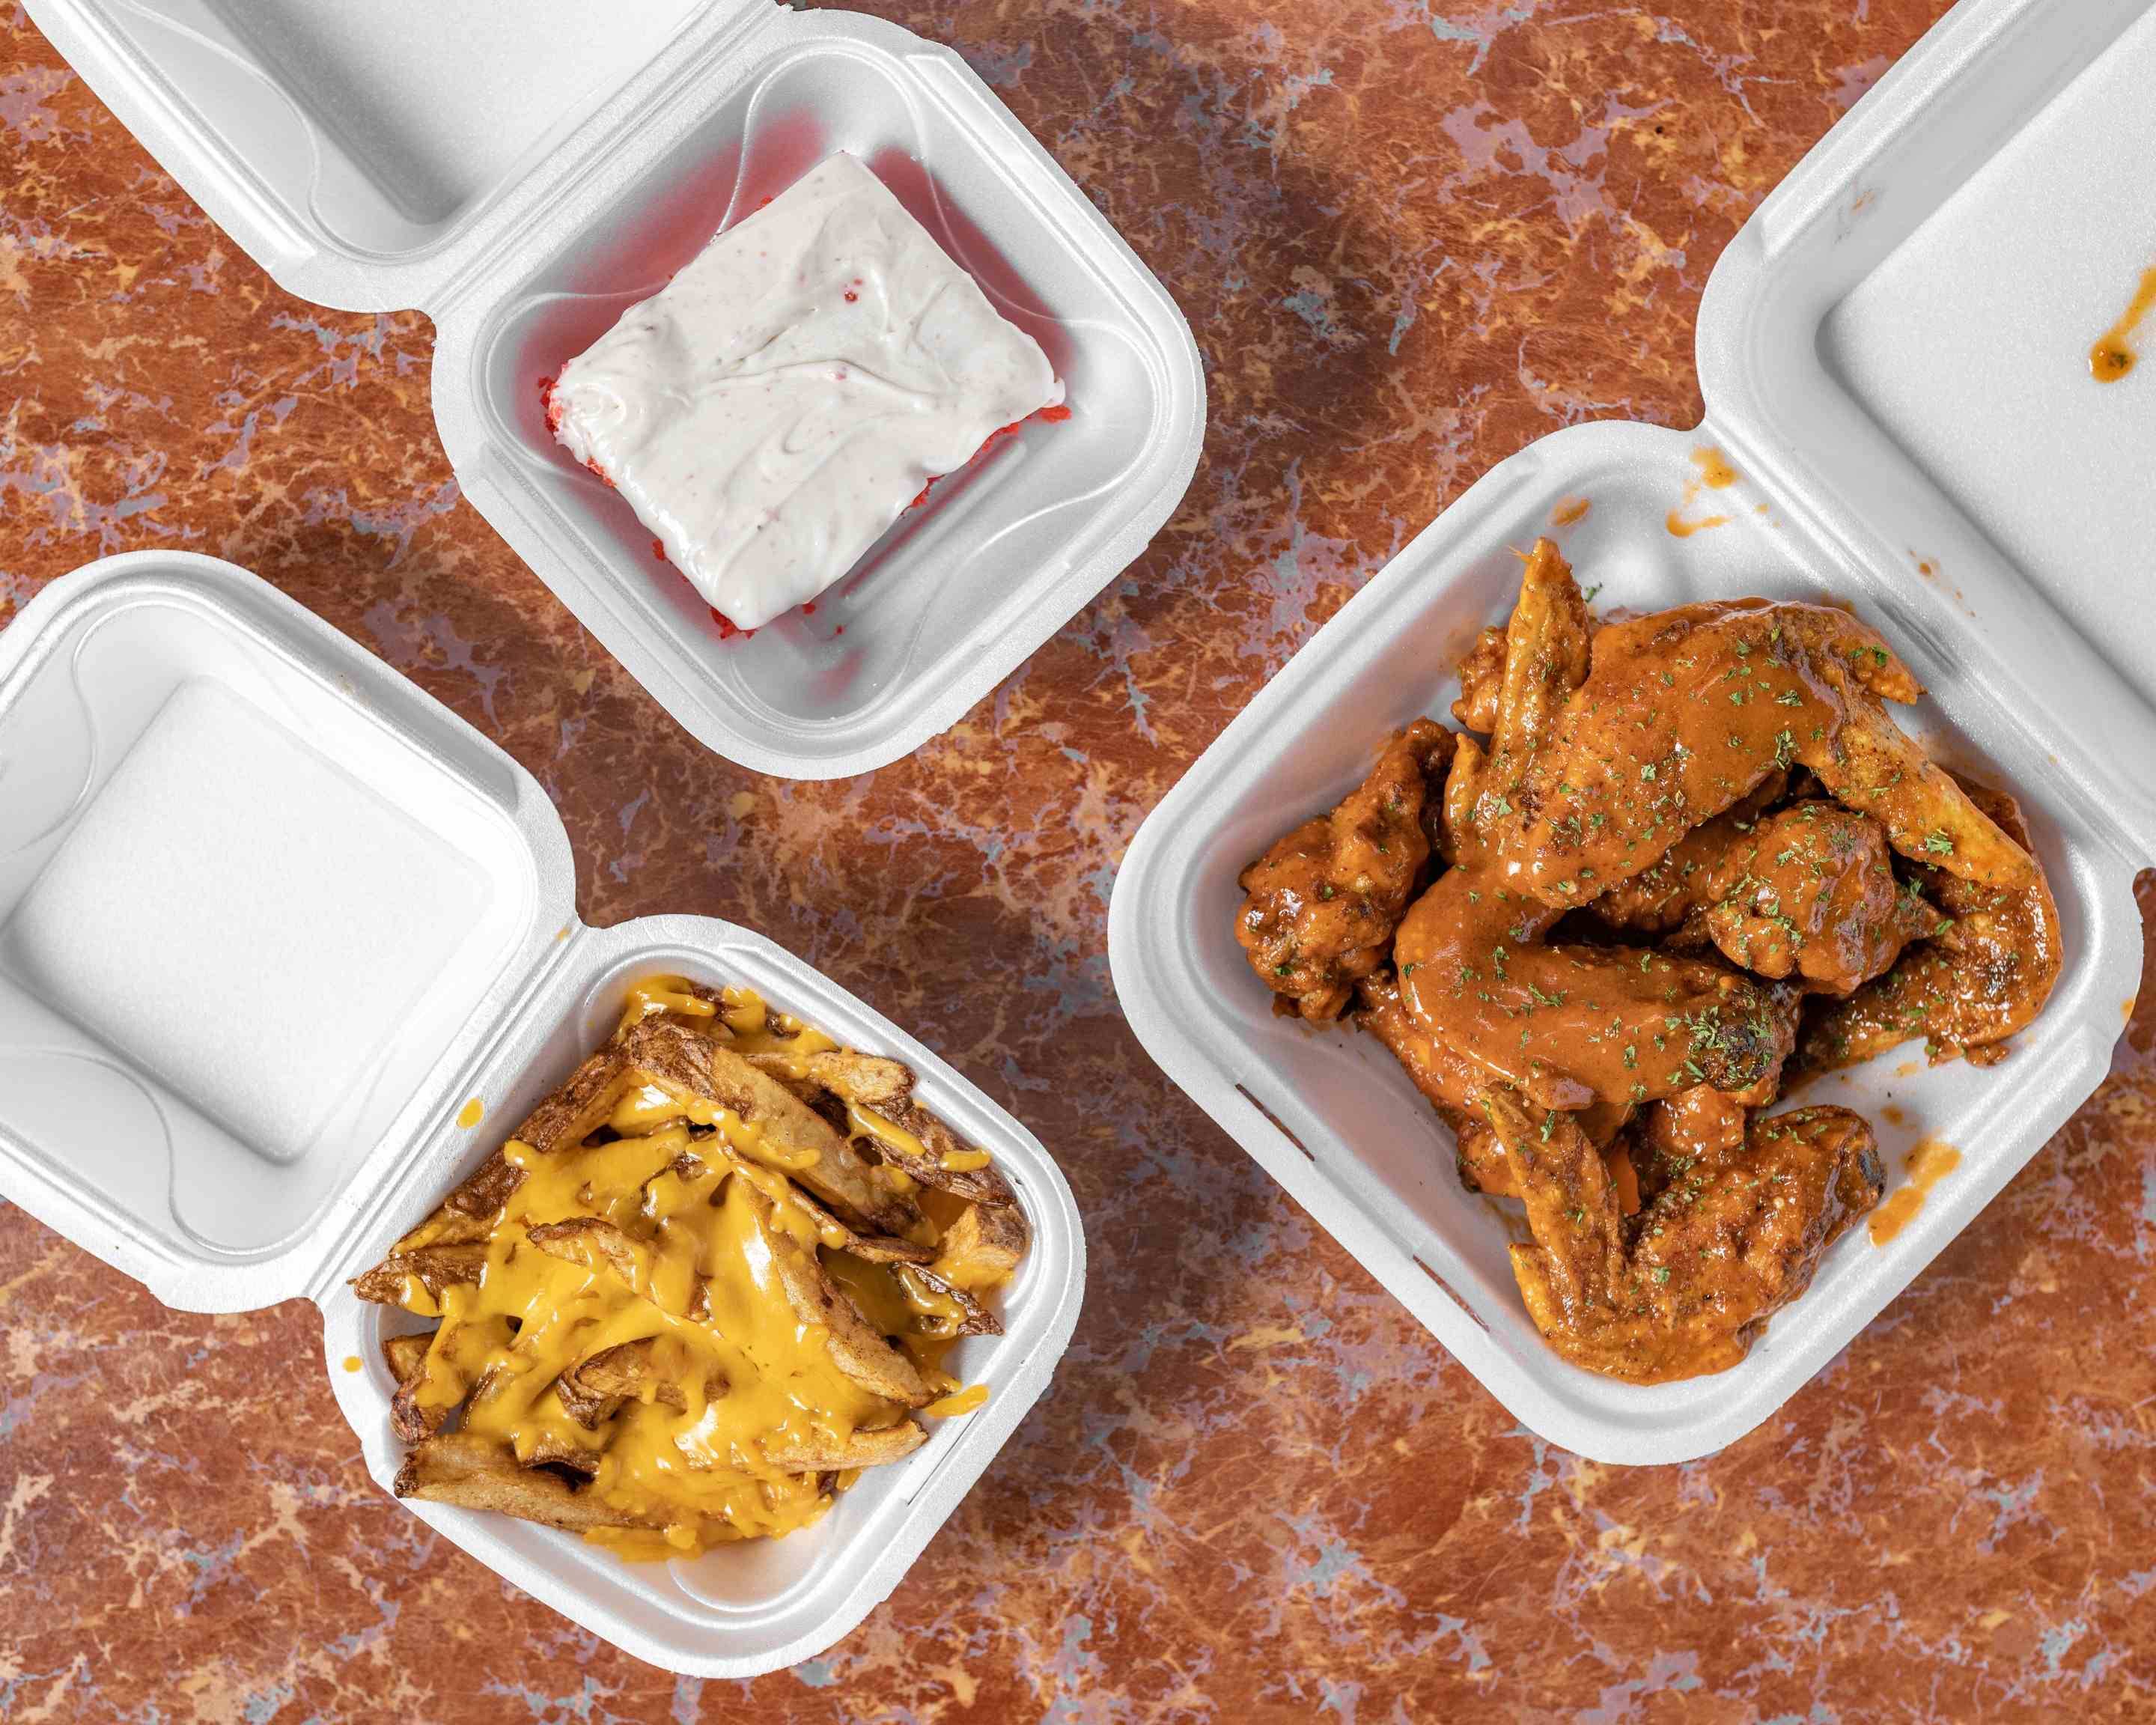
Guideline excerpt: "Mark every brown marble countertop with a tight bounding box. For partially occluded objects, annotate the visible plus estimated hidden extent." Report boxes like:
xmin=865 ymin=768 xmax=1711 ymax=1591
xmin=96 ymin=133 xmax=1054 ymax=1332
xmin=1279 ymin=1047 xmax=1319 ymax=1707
xmin=4 ymin=1 xmax=2154 ymax=1718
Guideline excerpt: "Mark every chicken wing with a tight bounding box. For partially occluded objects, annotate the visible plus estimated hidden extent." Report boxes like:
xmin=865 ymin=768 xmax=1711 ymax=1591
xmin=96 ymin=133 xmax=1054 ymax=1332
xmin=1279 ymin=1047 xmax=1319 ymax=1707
xmin=1694 ymin=801 xmax=1940 ymax=996
xmin=1393 ymin=862 xmax=1798 ymax=1113
xmin=1361 ymin=969 xmax=1633 ymax=1199
xmin=1508 ymin=598 xmax=2026 ymax=904
xmin=1585 ymin=773 xmax=1787 ymax=937
xmin=1795 ymin=778 xmax=2061 ymax=1072
xmin=1236 ymin=718 xmax=1455 ymax=1020
xmin=1444 ymin=538 xmax=1592 ymax=861
xmin=1489 ymin=1089 xmax=1884 ymax=1383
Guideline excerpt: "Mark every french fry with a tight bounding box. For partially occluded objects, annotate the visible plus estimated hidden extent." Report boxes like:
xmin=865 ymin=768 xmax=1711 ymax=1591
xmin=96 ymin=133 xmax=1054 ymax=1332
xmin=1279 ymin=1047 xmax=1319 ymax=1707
xmin=752 ymin=1045 xmax=1027 ymax=1218
xmin=929 ymin=1202 xmax=1027 ymax=1292
xmin=765 ymin=1422 xmax=927 ymax=1473
xmin=395 ymin=1432 xmax=662 ymax=1533
xmin=351 ymin=1244 xmax=485 ymax=1306
xmin=380 ymin=1330 xmax=431 ymax=1389
xmin=621 ymin=1021 xmax=927 ymax=1240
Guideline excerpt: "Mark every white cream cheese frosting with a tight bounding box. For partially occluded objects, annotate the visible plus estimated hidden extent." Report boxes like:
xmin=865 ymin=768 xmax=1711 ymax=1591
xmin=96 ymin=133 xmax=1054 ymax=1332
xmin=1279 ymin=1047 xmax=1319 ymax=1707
xmin=549 ymin=152 xmax=1063 ymax=632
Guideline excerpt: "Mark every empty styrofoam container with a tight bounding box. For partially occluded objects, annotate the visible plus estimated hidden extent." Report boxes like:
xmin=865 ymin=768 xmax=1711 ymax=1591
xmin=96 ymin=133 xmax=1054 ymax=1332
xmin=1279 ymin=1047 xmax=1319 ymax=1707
xmin=21 ymin=0 xmax=1205 ymax=778
xmin=0 ymin=550 xmax=1085 ymax=1675
xmin=1110 ymin=0 xmax=2156 ymax=1465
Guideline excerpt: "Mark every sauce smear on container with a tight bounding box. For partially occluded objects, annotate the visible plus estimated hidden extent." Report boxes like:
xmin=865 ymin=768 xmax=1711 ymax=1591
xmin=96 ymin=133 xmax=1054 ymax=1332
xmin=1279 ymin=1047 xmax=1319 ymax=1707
xmin=2090 ymin=264 xmax=2156 ymax=382
xmin=1869 ymin=1137 xmax=1961 ymax=1245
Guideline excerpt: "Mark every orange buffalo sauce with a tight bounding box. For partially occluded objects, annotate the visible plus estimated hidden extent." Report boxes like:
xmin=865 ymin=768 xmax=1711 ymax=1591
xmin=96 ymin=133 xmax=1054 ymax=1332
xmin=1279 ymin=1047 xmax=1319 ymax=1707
xmin=1666 ymin=446 xmax=1737 ymax=538
xmin=1869 ymin=1137 xmax=1961 ymax=1246
xmin=2091 ymin=264 xmax=2156 ymax=383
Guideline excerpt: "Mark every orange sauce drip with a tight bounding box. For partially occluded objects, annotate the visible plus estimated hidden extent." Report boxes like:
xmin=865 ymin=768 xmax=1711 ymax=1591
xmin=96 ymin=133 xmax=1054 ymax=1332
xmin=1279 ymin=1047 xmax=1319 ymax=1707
xmin=1869 ymin=1137 xmax=1961 ymax=1246
xmin=1666 ymin=446 xmax=1736 ymax=537
xmin=2091 ymin=264 xmax=2156 ymax=383
xmin=1550 ymin=496 xmax=1592 ymax=527
xmin=455 ymin=1098 xmax=486 ymax=1130
xmin=1691 ymin=447 xmax=1738 ymax=489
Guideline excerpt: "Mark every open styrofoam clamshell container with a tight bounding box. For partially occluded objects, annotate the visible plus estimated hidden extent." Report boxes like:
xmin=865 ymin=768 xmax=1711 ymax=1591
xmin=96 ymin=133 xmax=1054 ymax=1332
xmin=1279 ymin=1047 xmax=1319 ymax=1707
xmin=0 ymin=550 xmax=1086 ymax=1676
xmin=20 ymin=0 xmax=1205 ymax=779
xmin=1111 ymin=0 xmax=2156 ymax=1466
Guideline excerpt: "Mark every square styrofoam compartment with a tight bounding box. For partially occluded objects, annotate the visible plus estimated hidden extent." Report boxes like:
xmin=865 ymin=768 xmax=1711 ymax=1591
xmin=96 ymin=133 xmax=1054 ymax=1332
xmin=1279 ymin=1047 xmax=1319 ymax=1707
xmin=0 ymin=553 xmax=1085 ymax=1676
xmin=1112 ymin=0 xmax=2156 ymax=1465
xmin=22 ymin=0 xmax=1205 ymax=777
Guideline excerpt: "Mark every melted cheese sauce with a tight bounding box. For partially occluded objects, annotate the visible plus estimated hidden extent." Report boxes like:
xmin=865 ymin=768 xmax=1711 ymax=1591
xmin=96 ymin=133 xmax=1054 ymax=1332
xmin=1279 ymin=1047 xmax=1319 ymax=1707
xmin=394 ymin=977 xmax=1004 ymax=1556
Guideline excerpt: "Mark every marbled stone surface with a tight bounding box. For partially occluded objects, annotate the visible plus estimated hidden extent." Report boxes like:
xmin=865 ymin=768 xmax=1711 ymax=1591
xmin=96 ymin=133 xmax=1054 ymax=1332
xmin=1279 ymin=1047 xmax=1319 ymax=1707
xmin=4 ymin=1 xmax=2154 ymax=1719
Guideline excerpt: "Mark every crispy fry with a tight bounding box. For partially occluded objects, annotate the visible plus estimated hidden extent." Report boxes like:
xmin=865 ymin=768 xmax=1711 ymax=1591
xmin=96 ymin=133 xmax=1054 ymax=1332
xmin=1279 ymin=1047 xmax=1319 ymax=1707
xmin=352 ymin=1244 xmax=486 ymax=1307
xmin=764 ymin=1047 xmax=1029 ymax=1230
xmin=555 ymin=1339 xmax=686 ymax=1431
xmin=746 ymin=1185 xmax=934 ymax=1408
xmin=620 ymin=1021 xmax=927 ymax=1239
xmin=381 ymin=1331 xmax=431 ymax=1389
xmin=765 ymin=1421 xmax=927 ymax=1473
xmin=930 ymin=1200 xmax=1028 ymax=1291
xmin=395 ymin=1432 xmax=665 ymax=1533
xmin=526 ymin=1217 xmax=646 ymax=1292
xmin=894 ymin=1264 xmax=1003 ymax=1339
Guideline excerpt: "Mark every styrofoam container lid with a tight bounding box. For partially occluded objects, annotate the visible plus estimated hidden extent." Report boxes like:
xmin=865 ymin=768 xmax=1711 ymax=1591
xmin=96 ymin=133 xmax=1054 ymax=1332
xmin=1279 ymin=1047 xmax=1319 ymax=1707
xmin=0 ymin=551 xmax=1085 ymax=1673
xmin=1111 ymin=0 xmax=2156 ymax=1465
xmin=22 ymin=0 xmax=1205 ymax=776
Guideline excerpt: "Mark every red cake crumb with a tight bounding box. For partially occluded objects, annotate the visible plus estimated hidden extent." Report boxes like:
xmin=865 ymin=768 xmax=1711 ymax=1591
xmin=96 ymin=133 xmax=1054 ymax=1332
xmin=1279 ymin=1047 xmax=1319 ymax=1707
xmin=652 ymin=538 xmax=667 ymax=562
xmin=542 ymin=373 xmax=615 ymax=485
xmin=902 ymin=401 xmax=1071 ymax=514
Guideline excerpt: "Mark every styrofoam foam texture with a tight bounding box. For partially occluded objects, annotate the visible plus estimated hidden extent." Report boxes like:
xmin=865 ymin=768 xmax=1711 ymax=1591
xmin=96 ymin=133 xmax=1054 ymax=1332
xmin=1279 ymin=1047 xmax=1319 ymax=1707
xmin=1110 ymin=418 xmax=2148 ymax=1465
xmin=1698 ymin=0 xmax=2156 ymax=840
xmin=323 ymin=918 xmax=1084 ymax=1679
xmin=0 ymin=553 xmax=1086 ymax=1676
xmin=0 ymin=552 xmax=573 ymax=1312
xmin=430 ymin=10 xmax=1205 ymax=777
xmin=22 ymin=0 xmax=1207 ymax=778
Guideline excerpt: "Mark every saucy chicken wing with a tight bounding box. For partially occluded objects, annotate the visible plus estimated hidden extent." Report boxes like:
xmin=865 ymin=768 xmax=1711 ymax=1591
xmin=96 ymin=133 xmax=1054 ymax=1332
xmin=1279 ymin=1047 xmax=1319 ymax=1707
xmin=1692 ymin=801 xmax=1940 ymax=996
xmin=1236 ymin=719 xmax=1455 ymax=1020
xmin=1490 ymin=1089 xmax=1884 ymax=1383
xmin=1795 ymin=778 xmax=2060 ymax=1072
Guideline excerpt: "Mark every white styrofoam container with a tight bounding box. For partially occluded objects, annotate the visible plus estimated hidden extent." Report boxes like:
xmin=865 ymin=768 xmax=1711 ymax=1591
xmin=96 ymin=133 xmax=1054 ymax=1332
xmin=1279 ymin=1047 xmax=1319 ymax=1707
xmin=0 ymin=550 xmax=1086 ymax=1675
xmin=21 ymin=0 xmax=1205 ymax=779
xmin=1110 ymin=0 xmax=2156 ymax=1465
